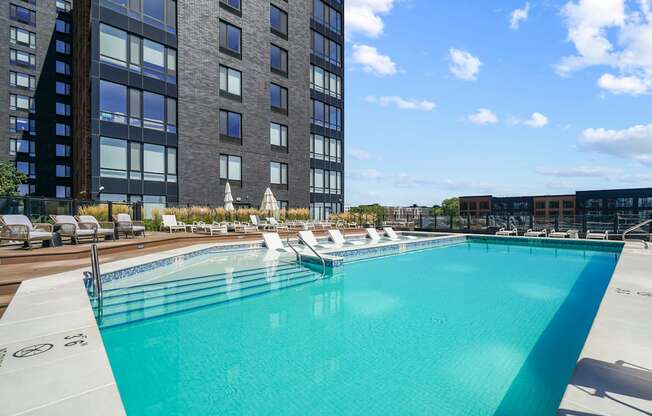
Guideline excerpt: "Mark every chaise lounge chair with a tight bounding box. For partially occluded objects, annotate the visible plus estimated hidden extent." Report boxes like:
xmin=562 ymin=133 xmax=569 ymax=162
xmin=262 ymin=232 xmax=303 ymax=253
xmin=50 ymin=215 xmax=97 ymax=244
xmin=0 ymin=214 xmax=53 ymax=249
xmin=160 ymin=215 xmax=187 ymax=233
xmin=267 ymin=217 xmax=289 ymax=232
xmin=383 ymin=227 xmax=417 ymax=240
xmin=495 ymin=227 xmax=518 ymax=236
xmin=76 ymin=215 xmax=115 ymax=240
xmin=298 ymin=230 xmax=336 ymax=249
xmin=365 ymin=228 xmax=391 ymax=242
xmin=549 ymin=229 xmax=579 ymax=239
xmin=524 ymin=229 xmax=547 ymax=237
xmin=328 ymin=229 xmax=365 ymax=246
xmin=114 ymin=213 xmax=146 ymax=239
xmin=586 ymin=230 xmax=609 ymax=240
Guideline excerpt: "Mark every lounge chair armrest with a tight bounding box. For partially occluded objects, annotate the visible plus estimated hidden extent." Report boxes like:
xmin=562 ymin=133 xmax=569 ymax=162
xmin=77 ymin=222 xmax=98 ymax=231
xmin=56 ymin=223 xmax=77 ymax=235
xmin=98 ymin=222 xmax=115 ymax=230
xmin=0 ymin=224 xmax=29 ymax=239
xmin=33 ymin=223 xmax=53 ymax=232
xmin=116 ymin=221 xmax=132 ymax=229
xmin=132 ymin=221 xmax=144 ymax=227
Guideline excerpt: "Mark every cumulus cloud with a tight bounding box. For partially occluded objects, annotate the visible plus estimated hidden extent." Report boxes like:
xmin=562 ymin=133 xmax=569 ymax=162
xmin=349 ymin=148 xmax=382 ymax=161
xmin=352 ymin=44 xmax=398 ymax=76
xmin=510 ymin=3 xmax=530 ymax=30
xmin=468 ymin=108 xmax=499 ymax=125
xmin=579 ymin=122 xmax=652 ymax=165
xmin=345 ymin=0 xmax=397 ymax=38
xmin=366 ymin=95 xmax=436 ymax=111
xmin=448 ymin=48 xmax=482 ymax=81
xmin=522 ymin=112 xmax=549 ymax=128
xmin=556 ymin=0 xmax=652 ymax=95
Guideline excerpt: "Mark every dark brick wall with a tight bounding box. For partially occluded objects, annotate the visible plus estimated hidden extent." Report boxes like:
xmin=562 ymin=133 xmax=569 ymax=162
xmin=177 ymin=0 xmax=311 ymax=208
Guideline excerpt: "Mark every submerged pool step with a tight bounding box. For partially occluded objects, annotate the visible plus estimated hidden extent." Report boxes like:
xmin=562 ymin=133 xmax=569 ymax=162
xmin=103 ymin=262 xmax=299 ymax=296
xmin=96 ymin=269 xmax=322 ymax=328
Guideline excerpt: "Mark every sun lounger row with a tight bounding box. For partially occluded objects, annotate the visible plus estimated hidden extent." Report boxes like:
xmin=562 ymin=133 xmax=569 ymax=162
xmin=262 ymin=227 xmax=418 ymax=252
xmin=495 ymin=227 xmax=606 ymax=240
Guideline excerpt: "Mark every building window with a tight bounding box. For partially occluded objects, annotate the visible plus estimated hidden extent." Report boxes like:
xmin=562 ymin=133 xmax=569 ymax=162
xmin=607 ymin=198 xmax=634 ymax=209
xmin=167 ymin=147 xmax=177 ymax=182
xmin=56 ymin=102 xmax=71 ymax=116
xmin=219 ymin=110 xmax=242 ymax=139
xmin=56 ymin=81 xmax=71 ymax=95
xmin=100 ymin=80 xmax=127 ymax=123
xmin=270 ymin=83 xmax=288 ymax=112
xmin=56 ymin=60 xmax=71 ymax=75
xmin=311 ymin=99 xmax=341 ymax=130
xmin=270 ymin=162 xmax=288 ymax=185
xmin=563 ymin=200 xmax=573 ymax=209
xmin=10 ymin=4 xmax=36 ymax=26
xmin=56 ymin=164 xmax=71 ymax=177
xmin=16 ymin=161 xmax=35 ymax=179
xmin=220 ymin=0 xmax=240 ymax=12
xmin=270 ymin=44 xmax=288 ymax=75
xmin=143 ymin=91 xmax=165 ymax=130
xmin=100 ymin=137 xmax=127 ymax=178
xmin=56 ymin=186 xmax=71 ymax=198
xmin=278 ymin=200 xmax=289 ymax=211
xmin=17 ymin=184 xmax=35 ymax=196
xmin=219 ymin=20 xmax=241 ymax=57
xmin=310 ymin=134 xmax=341 ymax=162
xmin=219 ymin=154 xmax=241 ymax=181
xmin=100 ymin=24 xmax=127 ymax=66
xmin=313 ymin=0 xmax=342 ymax=34
xmin=166 ymin=98 xmax=177 ymax=133
xmin=10 ymin=94 xmax=35 ymax=112
xmin=144 ymin=143 xmax=165 ymax=181
xmin=56 ymin=144 xmax=71 ymax=157
xmin=56 ymin=0 xmax=72 ymax=13
xmin=639 ymin=197 xmax=652 ymax=208
xmin=10 ymin=116 xmax=35 ymax=134
xmin=10 ymin=139 xmax=35 ymax=156
xmin=100 ymin=0 xmax=176 ymax=33
xmin=56 ymin=40 xmax=71 ymax=54
xmin=130 ymin=142 xmax=141 ymax=179
xmin=10 ymin=49 xmax=36 ymax=67
xmin=56 ymin=123 xmax=71 ymax=136
xmin=270 ymin=123 xmax=287 ymax=148
xmin=310 ymin=168 xmax=341 ymax=194
xmin=311 ymin=31 xmax=341 ymax=67
xmin=219 ymin=65 xmax=241 ymax=98
xmin=10 ymin=27 xmax=36 ymax=49
xmin=310 ymin=65 xmax=341 ymax=99
xmin=270 ymin=5 xmax=288 ymax=37
xmin=55 ymin=18 xmax=71 ymax=34
xmin=10 ymin=71 xmax=35 ymax=90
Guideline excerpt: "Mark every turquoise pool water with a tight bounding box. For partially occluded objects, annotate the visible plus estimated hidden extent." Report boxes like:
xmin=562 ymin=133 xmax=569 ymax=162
xmin=100 ymin=241 xmax=620 ymax=415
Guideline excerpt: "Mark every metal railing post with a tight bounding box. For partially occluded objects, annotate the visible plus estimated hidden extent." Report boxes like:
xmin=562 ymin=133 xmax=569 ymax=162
xmin=614 ymin=214 xmax=619 ymax=234
xmin=107 ymin=201 xmax=113 ymax=221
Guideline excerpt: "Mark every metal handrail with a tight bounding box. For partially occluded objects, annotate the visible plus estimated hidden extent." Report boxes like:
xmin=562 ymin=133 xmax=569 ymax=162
xmin=296 ymin=234 xmax=326 ymax=276
xmin=90 ymin=244 xmax=104 ymax=323
xmin=622 ymin=219 xmax=652 ymax=249
xmin=286 ymin=235 xmax=302 ymax=265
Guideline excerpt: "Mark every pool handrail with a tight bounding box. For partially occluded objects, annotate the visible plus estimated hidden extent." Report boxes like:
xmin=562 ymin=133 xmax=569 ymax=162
xmin=296 ymin=233 xmax=326 ymax=276
xmin=622 ymin=219 xmax=651 ymax=249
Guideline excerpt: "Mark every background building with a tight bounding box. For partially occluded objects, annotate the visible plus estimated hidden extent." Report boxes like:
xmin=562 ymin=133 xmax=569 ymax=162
xmin=4 ymin=0 xmax=344 ymax=219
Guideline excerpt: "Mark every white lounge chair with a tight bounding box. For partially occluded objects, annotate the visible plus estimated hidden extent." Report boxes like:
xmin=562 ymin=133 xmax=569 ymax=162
xmin=298 ymin=230 xmax=336 ymax=249
xmin=262 ymin=232 xmax=302 ymax=253
xmin=51 ymin=215 xmax=97 ymax=243
xmin=161 ymin=215 xmax=186 ymax=233
xmin=549 ymin=229 xmax=579 ymax=239
xmin=0 ymin=214 xmax=53 ymax=249
xmin=383 ymin=227 xmax=417 ymax=240
xmin=328 ymin=229 xmax=365 ymax=246
xmin=251 ymin=215 xmax=274 ymax=230
xmin=524 ymin=229 xmax=547 ymax=237
xmin=366 ymin=228 xmax=390 ymax=242
xmin=76 ymin=215 xmax=115 ymax=240
xmin=114 ymin=213 xmax=146 ymax=238
xmin=586 ymin=230 xmax=609 ymax=240
xmin=267 ymin=217 xmax=289 ymax=232
xmin=495 ymin=227 xmax=518 ymax=236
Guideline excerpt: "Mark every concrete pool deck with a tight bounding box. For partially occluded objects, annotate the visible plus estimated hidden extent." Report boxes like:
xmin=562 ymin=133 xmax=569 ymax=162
xmin=0 ymin=233 xmax=650 ymax=415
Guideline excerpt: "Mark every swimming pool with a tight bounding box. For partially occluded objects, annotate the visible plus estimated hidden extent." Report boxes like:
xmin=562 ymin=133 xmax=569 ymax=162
xmin=98 ymin=237 xmax=620 ymax=415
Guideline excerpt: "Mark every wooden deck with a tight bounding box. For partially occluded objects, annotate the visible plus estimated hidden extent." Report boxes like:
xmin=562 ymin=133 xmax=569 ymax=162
xmin=0 ymin=229 xmax=364 ymax=317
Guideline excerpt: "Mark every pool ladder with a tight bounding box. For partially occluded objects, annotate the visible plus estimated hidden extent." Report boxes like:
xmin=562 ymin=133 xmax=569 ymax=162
xmin=90 ymin=244 xmax=104 ymax=323
xmin=286 ymin=234 xmax=326 ymax=276
xmin=622 ymin=219 xmax=652 ymax=249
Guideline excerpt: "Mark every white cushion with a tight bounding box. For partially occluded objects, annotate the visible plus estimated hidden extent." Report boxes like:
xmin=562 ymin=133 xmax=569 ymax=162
xmin=76 ymin=229 xmax=95 ymax=236
xmin=2 ymin=215 xmax=33 ymax=230
xmin=116 ymin=213 xmax=132 ymax=222
xmin=29 ymin=231 xmax=52 ymax=240
xmin=132 ymin=225 xmax=145 ymax=232
xmin=77 ymin=215 xmax=99 ymax=225
xmin=54 ymin=215 xmax=78 ymax=227
xmin=96 ymin=228 xmax=114 ymax=235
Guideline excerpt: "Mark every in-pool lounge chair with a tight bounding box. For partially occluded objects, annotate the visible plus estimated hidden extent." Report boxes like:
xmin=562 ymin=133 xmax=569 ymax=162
xmin=76 ymin=215 xmax=115 ymax=240
xmin=524 ymin=229 xmax=547 ymax=237
xmin=366 ymin=228 xmax=390 ymax=242
xmin=298 ymin=231 xmax=336 ymax=249
xmin=586 ymin=230 xmax=609 ymax=240
xmin=263 ymin=232 xmax=302 ymax=253
xmin=161 ymin=215 xmax=187 ymax=233
xmin=0 ymin=214 xmax=53 ymax=249
xmin=495 ymin=227 xmax=518 ymax=236
xmin=50 ymin=215 xmax=97 ymax=244
xmin=383 ymin=227 xmax=417 ymax=240
xmin=328 ymin=229 xmax=365 ymax=246
xmin=114 ymin=213 xmax=146 ymax=239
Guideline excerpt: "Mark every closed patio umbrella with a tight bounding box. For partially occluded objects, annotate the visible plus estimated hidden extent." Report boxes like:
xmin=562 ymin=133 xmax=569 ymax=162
xmin=260 ymin=187 xmax=279 ymax=216
xmin=224 ymin=182 xmax=235 ymax=212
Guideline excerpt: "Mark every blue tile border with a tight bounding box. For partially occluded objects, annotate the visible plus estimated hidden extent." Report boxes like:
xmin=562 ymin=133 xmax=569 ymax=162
xmin=325 ymin=235 xmax=467 ymax=261
xmin=468 ymin=235 xmax=624 ymax=253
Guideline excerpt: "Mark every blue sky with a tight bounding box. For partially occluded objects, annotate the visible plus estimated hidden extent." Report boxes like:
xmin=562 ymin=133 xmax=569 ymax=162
xmin=343 ymin=0 xmax=652 ymax=206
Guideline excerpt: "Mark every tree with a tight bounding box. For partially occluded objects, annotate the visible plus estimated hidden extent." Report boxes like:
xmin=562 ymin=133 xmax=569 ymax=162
xmin=349 ymin=203 xmax=386 ymax=218
xmin=431 ymin=197 xmax=459 ymax=216
xmin=0 ymin=162 xmax=27 ymax=196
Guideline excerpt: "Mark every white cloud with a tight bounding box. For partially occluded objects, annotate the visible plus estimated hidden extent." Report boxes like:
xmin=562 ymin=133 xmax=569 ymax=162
xmin=352 ymin=44 xmax=397 ymax=76
xmin=535 ymin=166 xmax=623 ymax=177
xmin=345 ymin=0 xmax=397 ymax=38
xmin=597 ymin=73 xmax=651 ymax=95
xmin=510 ymin=3 xmax=530 ymax=30
xmin=366 ymin=95 xmax=436 ymax=111
xmin=349 ymin=148 xmax=383 ymax=161
xmin=579 ymin=122 xmax=652 ymax=165
xmin=556 ymin=0 xmax=652 ymax=95
xmin=348 ymin=168 xmax=384 ymax=180
xmin=468 ymin=108 xmax=499 ymax=125
xmin=522 ymin=112 xmax=549 ymax=128
xmin=448 ymin=48 xmax=482 ymax=81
